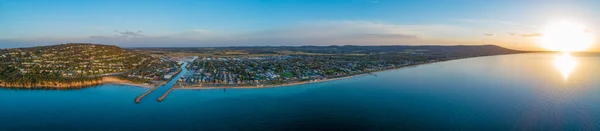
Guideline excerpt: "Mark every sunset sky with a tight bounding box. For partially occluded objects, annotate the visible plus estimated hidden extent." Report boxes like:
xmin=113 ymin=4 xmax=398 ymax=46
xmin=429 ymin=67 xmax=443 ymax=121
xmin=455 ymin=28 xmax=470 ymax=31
xmin=1 ymin=0 xmax=599 ymax=51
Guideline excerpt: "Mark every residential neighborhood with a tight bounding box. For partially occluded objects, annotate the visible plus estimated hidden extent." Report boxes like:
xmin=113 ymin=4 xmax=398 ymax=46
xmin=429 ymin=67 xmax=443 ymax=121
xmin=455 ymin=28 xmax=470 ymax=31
xmin=179 ymin=54 xmax=449 ymax=87
xmin=0 ymin=43 xmax=179 ymax=86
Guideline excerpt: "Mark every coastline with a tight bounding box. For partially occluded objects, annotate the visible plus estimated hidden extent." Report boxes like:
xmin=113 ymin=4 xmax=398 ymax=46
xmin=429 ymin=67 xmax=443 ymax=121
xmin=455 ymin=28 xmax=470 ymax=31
xmin=102 ymin=77 xmax=154 ymax=88
xmin=0 ymin=53 xmax=527 ymax=90
xmin=175 ymin=74 xmax=360 ymax=90
xmin=175 ymin=56 xmax=467 ymax=90
xmin=106 ymin=82 xmax=154 ymax=88
xmin=0 ymin=76 xmax=153 ymax=89
xmin=174 ymin=53 xmax=530 ymax=90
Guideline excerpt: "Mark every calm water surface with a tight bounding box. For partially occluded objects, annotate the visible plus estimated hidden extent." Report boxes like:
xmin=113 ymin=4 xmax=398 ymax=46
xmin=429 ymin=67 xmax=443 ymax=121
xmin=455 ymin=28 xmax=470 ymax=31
xmin=2 ymin=53 xmax=600 ymax=131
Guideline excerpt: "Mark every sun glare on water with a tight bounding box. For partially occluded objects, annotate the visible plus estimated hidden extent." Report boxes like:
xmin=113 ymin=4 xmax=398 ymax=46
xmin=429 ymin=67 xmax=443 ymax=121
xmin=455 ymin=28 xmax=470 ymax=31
xmin=554 ymin=52 xmax=577 ymax=80
xmin=540 ymin=21 xmax=595 ymax=81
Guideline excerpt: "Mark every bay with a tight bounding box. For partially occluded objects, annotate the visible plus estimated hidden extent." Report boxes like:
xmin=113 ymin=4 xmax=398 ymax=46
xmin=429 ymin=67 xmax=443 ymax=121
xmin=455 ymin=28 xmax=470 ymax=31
xmin=2 ymin=53 xmax=600 ymax=131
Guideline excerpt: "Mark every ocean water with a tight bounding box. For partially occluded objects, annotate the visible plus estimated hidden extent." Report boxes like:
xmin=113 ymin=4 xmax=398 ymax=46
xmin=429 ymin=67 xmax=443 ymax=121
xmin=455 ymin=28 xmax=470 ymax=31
xmin=2 ymin=53 xmax=600 ymax=131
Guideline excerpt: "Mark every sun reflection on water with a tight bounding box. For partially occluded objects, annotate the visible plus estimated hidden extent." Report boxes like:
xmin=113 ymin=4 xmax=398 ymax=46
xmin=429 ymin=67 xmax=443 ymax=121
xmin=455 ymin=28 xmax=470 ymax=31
xmin=553 ymin=52 xmax=577 ymax=80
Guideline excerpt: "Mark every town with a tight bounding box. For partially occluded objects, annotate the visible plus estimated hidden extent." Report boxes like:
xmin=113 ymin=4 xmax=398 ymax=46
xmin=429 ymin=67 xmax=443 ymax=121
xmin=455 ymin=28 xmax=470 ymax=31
xmin=0 ymin=43 xmax=179 ymax=88
xmin=0 ymin=43 xmax=523 ymax=89
xmin=175 ymin=50 xmax=506 ymax=88
xmin=178 ymin=54 xmax=421 ymax=88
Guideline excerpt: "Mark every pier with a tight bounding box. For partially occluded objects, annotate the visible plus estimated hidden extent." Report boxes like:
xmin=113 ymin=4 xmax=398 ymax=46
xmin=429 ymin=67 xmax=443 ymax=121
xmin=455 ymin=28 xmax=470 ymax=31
xmin=135 ymin=62 xmax=189 ymax=103
xmin=157 ymin=87 xmax=176 ymax=102
xmin=157 ymin=68 xmax=191 ymax=102
xmin=134 ymin=84 xmax=161 ymax=103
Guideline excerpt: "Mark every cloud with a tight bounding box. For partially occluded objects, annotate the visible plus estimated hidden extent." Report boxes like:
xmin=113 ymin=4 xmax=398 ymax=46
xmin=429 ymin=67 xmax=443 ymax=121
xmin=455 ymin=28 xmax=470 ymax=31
xmin=2 ymin=20 xmax=491 ymax=47
xmin=521 ymin=33 xmax=542 ymax=37
xmin=290 ymin=20 xmax=472 ymax=39
xmin=506 ymin=30 xmax=543 ymax=38
xmin=114 ymin=30 xmax=144 ymax=37
xmin=454 ymin=18 xmax=542 ymax=38
xmin=221 ymin=20 xmax=466 ymax=46
xmin=453 ymin=18 xmax=538 ymax=29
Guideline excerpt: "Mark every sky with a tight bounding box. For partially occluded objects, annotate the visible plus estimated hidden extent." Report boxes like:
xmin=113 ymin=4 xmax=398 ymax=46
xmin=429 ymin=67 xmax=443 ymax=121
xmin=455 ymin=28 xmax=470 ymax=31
xmin=1 ymin=0 xmax=600 ymax=51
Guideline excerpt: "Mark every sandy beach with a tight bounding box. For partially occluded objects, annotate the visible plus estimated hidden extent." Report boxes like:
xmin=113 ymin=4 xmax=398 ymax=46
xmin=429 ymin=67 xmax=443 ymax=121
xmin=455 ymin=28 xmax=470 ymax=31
xmin=175 ymin=74 xmax=362 ymax=90
xmin=101 ymin=77 xmax=155 ymax=88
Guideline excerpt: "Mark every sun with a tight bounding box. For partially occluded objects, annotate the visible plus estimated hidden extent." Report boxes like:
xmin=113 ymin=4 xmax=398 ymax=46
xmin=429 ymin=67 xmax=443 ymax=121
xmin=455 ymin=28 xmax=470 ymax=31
xmin=539 ymin=21 xmax=595 ymax=52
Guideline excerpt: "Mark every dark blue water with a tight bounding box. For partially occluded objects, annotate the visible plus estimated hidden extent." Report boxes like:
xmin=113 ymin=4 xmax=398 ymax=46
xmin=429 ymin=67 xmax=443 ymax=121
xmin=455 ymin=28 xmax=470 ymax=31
xmin=2 ymin=53 xmax=600 ymax=131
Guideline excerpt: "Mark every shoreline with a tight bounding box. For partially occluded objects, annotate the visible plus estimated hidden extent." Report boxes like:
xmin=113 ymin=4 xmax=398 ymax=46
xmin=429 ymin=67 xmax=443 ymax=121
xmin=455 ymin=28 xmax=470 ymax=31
xmin=0 ymin=53 xmax=528 ymax=90
xmin=174 ymin=55 xmax=486 ymax=90
xmin=103 ymin=81 xmax=154 ymax=89
xmin=102 ymin=76 xmax=155 ymax=88
xmin=0 ymin=76 xmax=154 ymax=89
xmin=174 ymin=52 xmax=532 ymax=90
xmin=175 ymin=74 xmax=360 ymax=90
